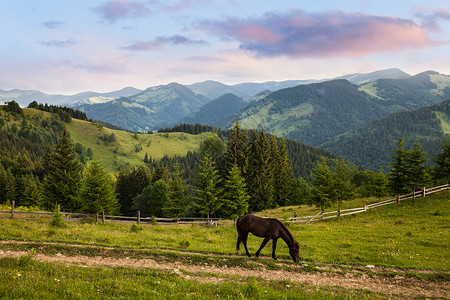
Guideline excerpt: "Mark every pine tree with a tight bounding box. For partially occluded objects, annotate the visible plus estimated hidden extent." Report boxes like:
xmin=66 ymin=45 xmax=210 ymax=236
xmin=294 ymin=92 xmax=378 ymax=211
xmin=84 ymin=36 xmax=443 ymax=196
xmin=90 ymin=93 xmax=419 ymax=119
xmin=221 ymin=164 xmax=250 ymax=219
xmin=116 ymin=165 xmax=151 ymax=216
xmin=22 ymin=174 xmax=44 ymax=208
xmin=373 ymin=167 xmax=388 ymax=201
xmin=43 ymin=128 xmax=82 ymax=211
xmin=194 ymin=154 xmax=222 ymax=219
xmin=310 ymin=157 xmax=333 ymax=212
xmin=132 ymin=180 xmax=169 ymax=217
xmin=272 ymin=136 xmax=293 ymax=206
xmin=79 ymin=160 xmax=119 ymax=215
xmin=223 ymin=120 xmax=248 ymax=177
xmin=288 ymin=177 xmax=311 ymax=205
xmin=3 ymin=169 xmax=16 ymax=205
xmin=164 ymin=164 xmax=190 ymax=218
xmin=247 ymin=126 xmax=274 ymax=211
xmin=388 ymin=138 xmax=410 ymax=204
xmin=0 ymin=164 xmax=7 ymax=204
xmin=434 ymin=135 xmax=450 ymax=184
xmin=407 ymin=141 xmax=431 ymax=201
xmin=332 ymin=156 xmax=355 ymax=216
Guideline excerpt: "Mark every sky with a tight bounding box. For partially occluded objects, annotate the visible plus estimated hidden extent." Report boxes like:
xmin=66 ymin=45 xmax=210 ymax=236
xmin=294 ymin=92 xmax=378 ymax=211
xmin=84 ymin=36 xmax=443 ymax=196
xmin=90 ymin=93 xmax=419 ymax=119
xmin=0 ymin=0 xmax=449 ymax=94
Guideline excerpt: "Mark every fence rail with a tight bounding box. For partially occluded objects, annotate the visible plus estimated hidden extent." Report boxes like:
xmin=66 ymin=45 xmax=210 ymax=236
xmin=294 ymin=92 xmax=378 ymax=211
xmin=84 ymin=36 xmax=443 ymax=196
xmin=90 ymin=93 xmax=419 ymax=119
xmin=1 ymin=184 xmax=448 ymax=225
xmin=287 ymin=184 xmax=449 ymax=224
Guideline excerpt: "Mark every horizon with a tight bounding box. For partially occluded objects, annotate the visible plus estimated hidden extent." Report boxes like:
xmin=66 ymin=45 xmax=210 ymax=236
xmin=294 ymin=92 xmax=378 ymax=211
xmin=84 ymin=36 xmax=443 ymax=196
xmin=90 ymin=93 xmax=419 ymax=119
xmin=1 ymin=68 xmax=448 ymax=96
xmin=1 ymin=1 xmax=449 ymax=94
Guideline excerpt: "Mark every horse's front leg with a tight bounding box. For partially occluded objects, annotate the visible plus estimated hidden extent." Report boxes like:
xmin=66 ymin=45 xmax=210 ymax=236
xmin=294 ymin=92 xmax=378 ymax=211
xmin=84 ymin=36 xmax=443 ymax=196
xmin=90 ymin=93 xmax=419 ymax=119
xmin=272 ymin=238 xmax=278 ymax=260
xmin=255 ymin=237 xmax=270 ymax=257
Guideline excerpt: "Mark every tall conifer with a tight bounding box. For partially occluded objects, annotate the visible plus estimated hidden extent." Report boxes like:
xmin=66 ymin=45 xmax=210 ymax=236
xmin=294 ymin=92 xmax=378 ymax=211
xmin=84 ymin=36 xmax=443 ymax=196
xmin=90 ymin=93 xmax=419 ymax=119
xmin=223 ymin=120 xmax=248 ymax=177
xmin=79 ymin=160 xmax=118 ymax=215
xmin=388 ymin=138 xmax=410 ymax=202
xmin=194 ymin=154 xmax=222 ymax=219
xmin=164 ymin=163 xmax=190 ymax=218
xmin=43 ymin=128 xmax=81 ymax=211
xmin=221 ymin=164 xmax=250 ymax=219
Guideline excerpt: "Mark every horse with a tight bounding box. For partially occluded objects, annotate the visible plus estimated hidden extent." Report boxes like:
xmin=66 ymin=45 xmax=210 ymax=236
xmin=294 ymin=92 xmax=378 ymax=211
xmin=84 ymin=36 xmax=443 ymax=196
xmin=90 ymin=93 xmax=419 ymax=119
xmin=236 ymin=214 xmax=300 ymax=262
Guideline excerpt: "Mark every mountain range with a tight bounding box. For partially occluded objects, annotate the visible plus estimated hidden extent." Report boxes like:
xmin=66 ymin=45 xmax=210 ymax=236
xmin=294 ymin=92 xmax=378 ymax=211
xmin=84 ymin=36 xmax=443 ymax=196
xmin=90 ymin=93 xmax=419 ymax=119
xmin=1 ymin=68 xmax=449 ymax=171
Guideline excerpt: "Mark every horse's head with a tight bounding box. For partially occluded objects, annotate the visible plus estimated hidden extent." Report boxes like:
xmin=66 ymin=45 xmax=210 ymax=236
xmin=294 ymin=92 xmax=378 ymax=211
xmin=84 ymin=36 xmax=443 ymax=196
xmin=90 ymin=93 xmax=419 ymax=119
xmin=289 ymin=241 xmax=300 ymax=262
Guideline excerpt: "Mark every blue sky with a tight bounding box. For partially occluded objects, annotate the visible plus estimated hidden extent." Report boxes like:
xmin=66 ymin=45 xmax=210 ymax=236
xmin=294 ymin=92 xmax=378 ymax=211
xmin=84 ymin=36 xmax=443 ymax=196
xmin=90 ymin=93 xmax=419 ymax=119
xmin=0 ymin=0 xmax=449 ymax=94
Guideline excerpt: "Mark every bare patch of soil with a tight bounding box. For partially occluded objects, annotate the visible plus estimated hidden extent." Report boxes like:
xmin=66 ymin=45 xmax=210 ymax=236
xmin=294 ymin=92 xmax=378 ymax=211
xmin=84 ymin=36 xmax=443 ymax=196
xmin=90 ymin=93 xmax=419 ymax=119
xmin=0 ymin=241 xmax=448 ymax=299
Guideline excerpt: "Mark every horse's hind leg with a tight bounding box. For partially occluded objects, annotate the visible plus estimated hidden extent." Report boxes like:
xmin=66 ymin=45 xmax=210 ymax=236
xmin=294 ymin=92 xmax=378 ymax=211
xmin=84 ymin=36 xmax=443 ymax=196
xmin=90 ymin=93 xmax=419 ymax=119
xmin=236 ymin=235 xmax=242 ymax=255
xmin=255 ymin=237 xmax=270 ymax=257
xmin=241 ymin=233 xmax=251 ymax=257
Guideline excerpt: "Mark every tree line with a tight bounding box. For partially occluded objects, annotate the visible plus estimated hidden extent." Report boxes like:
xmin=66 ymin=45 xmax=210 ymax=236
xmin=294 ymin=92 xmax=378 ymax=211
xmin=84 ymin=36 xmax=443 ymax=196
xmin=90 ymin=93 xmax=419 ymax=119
xmin=28 ymin=101 xmax=88 ymax=122
xmin=1 ymin=102 xmax=449 ymax=220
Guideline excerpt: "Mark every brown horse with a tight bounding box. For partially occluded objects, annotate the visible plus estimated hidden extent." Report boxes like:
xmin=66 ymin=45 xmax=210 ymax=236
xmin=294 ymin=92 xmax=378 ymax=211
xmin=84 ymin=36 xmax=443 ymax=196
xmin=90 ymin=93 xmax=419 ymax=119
xmin=236 ymin=214 xmax=300 ymax=262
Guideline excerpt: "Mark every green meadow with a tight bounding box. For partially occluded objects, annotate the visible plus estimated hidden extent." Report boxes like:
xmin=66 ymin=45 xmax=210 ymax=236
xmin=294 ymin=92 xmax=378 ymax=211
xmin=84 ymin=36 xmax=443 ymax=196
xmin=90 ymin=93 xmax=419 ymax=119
xmin=66 ymin=118 xmax=209 ymax=173
xmin=0 ymin=190 xmax=449 ymax=299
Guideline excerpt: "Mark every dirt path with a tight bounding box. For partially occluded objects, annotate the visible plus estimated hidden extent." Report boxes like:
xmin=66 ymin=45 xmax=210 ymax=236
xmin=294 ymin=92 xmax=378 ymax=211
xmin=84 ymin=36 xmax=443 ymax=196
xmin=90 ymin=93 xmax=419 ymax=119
xmin=0 ymin=241 xmax=448 ymax=299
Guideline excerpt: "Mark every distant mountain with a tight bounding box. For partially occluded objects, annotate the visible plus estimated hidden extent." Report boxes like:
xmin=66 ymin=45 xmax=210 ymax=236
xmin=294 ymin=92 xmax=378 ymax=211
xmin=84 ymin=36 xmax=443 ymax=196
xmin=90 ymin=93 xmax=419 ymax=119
xmin=68 ymin=87 xmax=142 ymax=105
xmin=232 ymin=79 xmax=319 ymax=97
xmin=180 ymin=93 xmax=248 ymax=127
xmin=231 ymin=68 xmax=411 ymax=97
xmin=74 ymin=83 xmax=210 ymax=132
xmin=234 ymin=79 xmax=387 ymax=146
xmin=321 ymin=99 xmax=450 ymax=171
xmin=0 ymin=87 xmax=142 ymax=107
xmin=0 ymin=89 xmax=69 ymax=107
xmin=359 ymin=71 xmax=450 ymax=113
xmin=187 ymin=80 xmax=250 ymax=100
xmin=220 ymin=71 xmax=450 ymax=147
xmin=336 ymin=68 xmax=411 ymax=85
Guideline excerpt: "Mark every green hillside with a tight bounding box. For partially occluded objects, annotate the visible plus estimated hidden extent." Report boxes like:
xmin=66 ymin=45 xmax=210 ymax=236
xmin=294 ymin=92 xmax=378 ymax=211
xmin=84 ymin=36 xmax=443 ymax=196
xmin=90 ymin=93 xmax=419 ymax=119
xmin=236 ymin=79 xmax=387 ymax=146
xmin=180 ymin=93 xmax=248 ymax=127
xmin=66 ymin=119 xmax=208 ymax=173
xmin=322 ymin=99 xmax=450 ymax=171
xmin=0 ymin=106 xmax=209 ymax=174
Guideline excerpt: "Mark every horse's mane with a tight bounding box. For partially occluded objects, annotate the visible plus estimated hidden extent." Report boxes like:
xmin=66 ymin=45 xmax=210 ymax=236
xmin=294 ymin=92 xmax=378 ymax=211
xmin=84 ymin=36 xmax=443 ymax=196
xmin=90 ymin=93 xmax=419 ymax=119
xmin=274 ymin=219 xmax=295 ymax=245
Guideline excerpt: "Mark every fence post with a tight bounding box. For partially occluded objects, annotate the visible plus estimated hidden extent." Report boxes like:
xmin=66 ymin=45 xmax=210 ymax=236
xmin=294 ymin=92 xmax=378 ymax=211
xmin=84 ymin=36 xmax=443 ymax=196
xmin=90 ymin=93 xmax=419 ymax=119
xmin=102 ymin=211 xmax=105 ymax=224
xmin=423 ymin=187 xmax=426 ymax=198
xmin=137 ymin=211 xmax=141 ymax=226
xmin=397 ymin=194 xmax=400 ymax=206
xmin=11 ymin=200 xmax=15 ymax=219
xmin=321 ymin=209 xmax=324 ymax=220
xmin=57 ymin=204 xmax=60 ymax=214
xmin=364 ymin=204 xmax=367 ymax=212
xmin=96 ymin=213 xmax=99 ymax=223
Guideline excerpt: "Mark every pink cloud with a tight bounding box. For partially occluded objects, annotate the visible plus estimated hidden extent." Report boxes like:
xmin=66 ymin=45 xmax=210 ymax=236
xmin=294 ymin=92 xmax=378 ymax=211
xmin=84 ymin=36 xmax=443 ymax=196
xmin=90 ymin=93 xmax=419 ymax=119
xmin=201 ymin=10 xmax=437 ymax=58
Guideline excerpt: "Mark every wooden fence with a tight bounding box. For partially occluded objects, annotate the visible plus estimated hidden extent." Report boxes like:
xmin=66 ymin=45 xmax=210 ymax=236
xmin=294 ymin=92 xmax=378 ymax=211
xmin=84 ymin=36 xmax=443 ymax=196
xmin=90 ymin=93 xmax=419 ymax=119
xmin=0 ymin=184 xmax=448 ymax=226
xmin=286 ymin=184 xmax=449 ymax=224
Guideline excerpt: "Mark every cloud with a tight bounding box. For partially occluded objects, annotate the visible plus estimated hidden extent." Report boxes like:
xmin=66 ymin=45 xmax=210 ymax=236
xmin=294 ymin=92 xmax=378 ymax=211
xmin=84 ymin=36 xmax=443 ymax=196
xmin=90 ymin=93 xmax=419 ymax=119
xmin=123 ymin=35 xmax=208 ymax=51
xmin=39 ymin=39 xmax=77 ymax=48
xmin=414 ymin=7 xmax=450 ymax=31
xmin=200 ymin=10 xmax=436 ymax=58
xmin=93 ymin=0 xmax=153 ymax=23
xmin=43 ymin=21 xmax=65 ymax=29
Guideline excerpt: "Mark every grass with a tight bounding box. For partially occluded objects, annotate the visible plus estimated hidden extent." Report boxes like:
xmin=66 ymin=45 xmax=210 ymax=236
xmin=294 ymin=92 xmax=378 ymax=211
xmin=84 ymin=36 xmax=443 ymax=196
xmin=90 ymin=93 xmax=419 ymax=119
xmin=1 ymin=192 xmax=449 ymax=270
xmin=0 ymin=257 xmax=377 ymax=300
xmin=65 ymin=117 xmax=209 ymax=173
xmin=0 ymin=192 xmax=448 ymax=299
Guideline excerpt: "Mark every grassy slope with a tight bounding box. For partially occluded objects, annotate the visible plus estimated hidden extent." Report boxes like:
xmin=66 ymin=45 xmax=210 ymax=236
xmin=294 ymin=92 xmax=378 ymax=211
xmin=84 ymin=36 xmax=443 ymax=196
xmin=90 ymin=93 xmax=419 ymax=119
xmin=1 ymin=191 xmax=448 ymax=270
xmin=60 ymin=117 xmax=208 ymax=173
